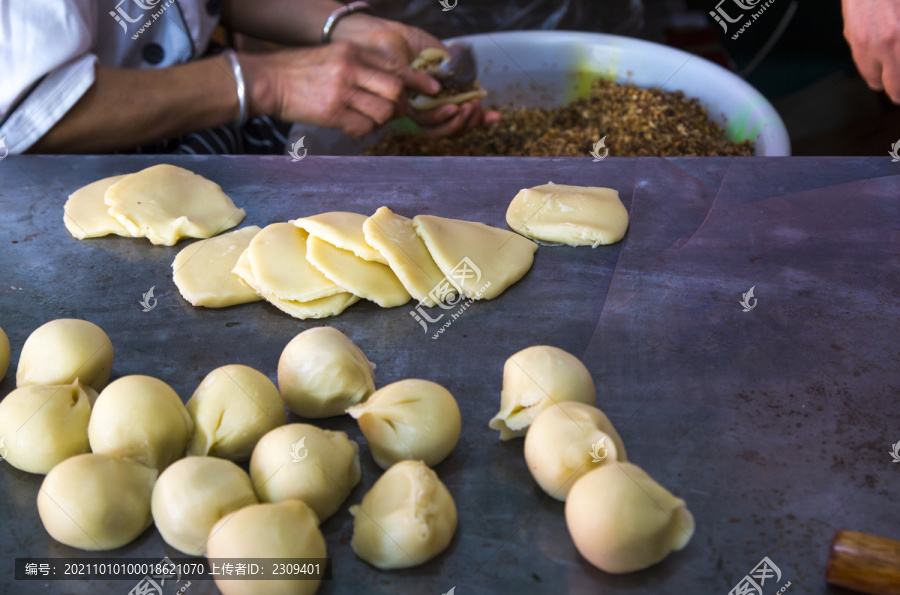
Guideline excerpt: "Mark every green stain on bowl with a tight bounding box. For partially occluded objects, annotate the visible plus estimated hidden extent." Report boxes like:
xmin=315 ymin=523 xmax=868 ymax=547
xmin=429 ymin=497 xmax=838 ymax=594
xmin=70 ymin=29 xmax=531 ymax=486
xmin=725 ymin=103 xmax=764 ymax=142
xmin=572 ymin=47 xmax=619 ymax=102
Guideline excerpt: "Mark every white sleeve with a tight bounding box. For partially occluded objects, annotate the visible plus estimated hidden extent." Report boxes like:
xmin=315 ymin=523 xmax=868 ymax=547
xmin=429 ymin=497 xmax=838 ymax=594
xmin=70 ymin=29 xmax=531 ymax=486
xmin=0 ymin=0 xmax=98 ymax=153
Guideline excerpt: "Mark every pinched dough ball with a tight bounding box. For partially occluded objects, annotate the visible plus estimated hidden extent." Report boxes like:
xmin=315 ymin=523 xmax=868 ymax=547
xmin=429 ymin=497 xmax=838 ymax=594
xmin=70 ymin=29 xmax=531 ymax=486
xmin=37 ymin=453 xmax=157 ymax=550
xmin=88 ymin=375 xmax=194 ymax=471
xmin=347 ymin=379 xmax=460 ymax=469
xmin=0 ymin=381 xmax=92 ymax=474
xmin=565 ymin=462 xmax=694 ymax=574
xmin=489 ymin=345 xmax=595 ymax=440
xmin=350 ymin=460 xmax=457 ymax=569
xmin=152 ymin=456 xmax=258 ymax=556
xmin=524 ymin=401 xmax=627 ymax=501
xmin=16 ymin=318 xmax=113 ymax=392
xmin=187 ymin=364 xmax=286 ymax=461
xmin=250 ymin=423 xmax=360 ymax=523
xmin=207 ymin=500 xmax=326 ymax=595
xmin=277 ymin=327 xmax=375 ymax=418
xmin=0 ymin=325 xmax=9 ymax=381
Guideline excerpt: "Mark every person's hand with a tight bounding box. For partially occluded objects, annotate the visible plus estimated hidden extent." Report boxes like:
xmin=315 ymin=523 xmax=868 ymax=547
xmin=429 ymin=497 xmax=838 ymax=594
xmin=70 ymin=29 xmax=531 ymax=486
xmin=331 ymin=15 xmax=502 ymax=137
xmin=843 ymin=0 xmax=900 ymax=102
xmin=240 ymin=43 xmax=436 ymax=138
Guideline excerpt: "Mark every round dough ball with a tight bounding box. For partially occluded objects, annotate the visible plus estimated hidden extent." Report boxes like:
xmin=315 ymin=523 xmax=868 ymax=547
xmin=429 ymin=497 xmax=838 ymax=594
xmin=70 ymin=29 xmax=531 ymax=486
xmin=0 ymin=325 xmax=9 ymax=381
xmin=0 ymin=380 xmax=92 ymax=474
xmin=207 ymin=500 xmax=325 ymax=595
xmin=347 ymin=379 xmax=460 ymax=469
xmin=277 ymin=327 xmax=375 ymax=418
xmin=489 ymin=345 xmax=595 ymax=440
xmin=88 ymin=375 xmax=194 ymax=471
xmin=16 ymin=319 xmax=114 ymax=392
xmin=565 ymin=462 xmax=695 ymax=573
xmin=350 ymin=460 xmax=457 ymax=569
xmin=37 ymin=453 xmax=157 ymax=550
xmin=250 ymin=423 xmax=360 ymax=523
xmin=524 ymin=401 xmax=627 ymax=501
xmin=186 ymin=364 xmax=286 ymax=461
xmin=152 ymin=456 xmax=258 ymax=556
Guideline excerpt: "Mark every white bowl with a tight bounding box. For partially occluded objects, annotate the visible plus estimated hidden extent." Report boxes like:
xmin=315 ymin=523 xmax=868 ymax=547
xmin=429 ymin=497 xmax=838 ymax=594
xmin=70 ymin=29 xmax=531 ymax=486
xmin=290 ymin=30 xmax=790 ymax=156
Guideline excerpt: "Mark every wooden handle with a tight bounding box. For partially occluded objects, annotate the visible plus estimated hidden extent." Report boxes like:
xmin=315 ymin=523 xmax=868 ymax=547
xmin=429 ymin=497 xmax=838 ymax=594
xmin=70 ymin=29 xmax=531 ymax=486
xmin=827 ymin=529 xmax=900 ymax=595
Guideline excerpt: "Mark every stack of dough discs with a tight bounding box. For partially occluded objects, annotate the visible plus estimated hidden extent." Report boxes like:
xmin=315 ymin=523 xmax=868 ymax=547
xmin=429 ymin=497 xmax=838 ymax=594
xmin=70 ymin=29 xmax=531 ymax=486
xmin=291 ymin=211 xmax=387 ymax=264
xmin=37 ymin=453 xmax=157 ymax=550
xmin=172 ymin=226 xmax=263 ymax=308
xmin=88 ymin=375 xmax=194 ymax=471
xmin=104 ymin=164 xmax=245 ymax=246
xmin=0 ymin=380 xmax=93 ymax=474
xmin=489 ymin=345 xmax=596 ymax=440
xmin=350 ymin=460 xmax=457 ymax=569
xmin=63 ymin=175 xmax=131 ymax=239
xmin=206 ymin=500 xmax=326 ymax=595
xmin=507 ymin=183 xmax=629 ymax=246
xmin=186 ymin=364 xmax=286 ymax=461
xmin=250 ymin=424 xmax=361 ymax=523
xmin=0 ymin=325 xmax=9 ymax=380
xmin=16 ymin=318 xmax=114 ymax=392
xmin=152 ymin=456 xmax=258 ymax=556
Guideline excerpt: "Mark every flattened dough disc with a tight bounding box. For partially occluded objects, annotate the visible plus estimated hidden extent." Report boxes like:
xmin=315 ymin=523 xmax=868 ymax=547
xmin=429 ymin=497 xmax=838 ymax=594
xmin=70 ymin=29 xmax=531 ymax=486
xmin=363 ymin=207 xmax=445 ymax=307
xmin=64 ymin=175 xmax=132 ymax=239
xmin=172 ymin=226 xmax=262 ymax=308
xmin=306 ymin=236 xmax=411 ymax=308
xmin=292 ymin=212 xmax=387 ymax=264
xmin=233 ymin=248 xmax=359 ymax=319
xmin=248 ymin=223 xmax=344 ymax=302
xmin=413 ymin=214 xmax=537 ymax=300
xmin=507 ymin=183 xmax=629 ymax=247
xmin=104 ymin=164 xmax=245 ymax=246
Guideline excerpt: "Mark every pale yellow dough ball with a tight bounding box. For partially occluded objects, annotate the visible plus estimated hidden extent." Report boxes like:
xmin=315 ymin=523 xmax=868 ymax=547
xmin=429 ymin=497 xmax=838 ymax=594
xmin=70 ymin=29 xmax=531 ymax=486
xmin=565 ymin=462 xmax=694 ymax=573
xmin=0 ymin=380 xmax=93 ymax=474
xmin=88 ymin=375 xmax=194 ymax=471
xmin=347 ymin=379 xmax=461 ymax=469
xmin=277 ymin=327 xmax=375 ymax=418
xmin=250 ymin=423 xmax=360 ymax=523
xmin=152 ymin=456 xmax=258 ymax=556
xmin=206 ymin=500 xmax=326 ymax=595
xmin=0 ymin=325 xmax=9 ymax=381
xmin=524 ymin=401 xmax=627 ymax=500
xmin=350 ymin=460 xmax=457 ymax=570
xmin=489 ymin=345 xmax=595 ymax=440
xmin=186 ymin=364 xmax=286 ymax=461
xmin=16 ymin=318 xmax=114 ymax=392
xmin=37 ymin=453 xmax=157 ymax=550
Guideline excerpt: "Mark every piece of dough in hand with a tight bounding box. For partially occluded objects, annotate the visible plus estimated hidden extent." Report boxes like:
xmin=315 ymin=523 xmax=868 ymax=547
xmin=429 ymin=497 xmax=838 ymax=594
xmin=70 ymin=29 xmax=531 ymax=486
xmin=489 ymin=345 xmax=595 ymax=440
xmin=565 ymin=462 xmax=694 ymax=573
xmin=187 ymin=364 xmax=286 ymax=461
xmin=409 ymin=48 xmax=488 ymax=111
xmin=524 ymin=401 xmax=626 ymax=500
xmin=63 ymin=175 xmax=131 ymax=239
xmin=37 ymin=453 xmax=157 ymax=551
xmin=507 ymin=183 xmax=629 ymax=246
xmin=347 ymin=379 xmax=460 ymax=469
xmin=16 ymin=318 xmax=114 ymax=392
xmin=350 ymin=460 xmax=457 ymax=569
xmin=173 ymin=226 xmax=262 ymax=308
xmin=105 ymin=164 xmax=245 ymax=246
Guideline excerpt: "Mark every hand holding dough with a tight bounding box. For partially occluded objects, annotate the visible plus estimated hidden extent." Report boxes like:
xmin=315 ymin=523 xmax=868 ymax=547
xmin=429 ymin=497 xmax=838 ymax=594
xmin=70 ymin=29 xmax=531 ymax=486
xmin=37 ymin=453 xmax=157 ymax=550
xmin=350 ymin=460 xmax=457 ymax=569
xmin=88 ymin=375 xmax=194 ymax=471
xmin=172 ymin=226 xmax=262 ymax=308
xmin=489 ymin=345 xmax=595 ymax=440
xmin=206 ymin=501 xmax=326 ymax=595
xmin=152 ymin=456 xmax=258 ymax=556
xmin=250 ymin=423 xmax=361 ymax=523
xmin=507 ymin=183 xmax=629 ymax=246
xmin=565 ymin=462 xmax=694 ymax=573
xmin=347 ymin=379 xmax=461 ymax=469
xmin=277 ymin=327 xmax=375 ymax=418
xmin=409 ymin=47 xmax=488 ymax=111
xmin=16 ymin=318 xmax=113 ymax=392
xmin=524 ymin=401 xmax=626 ymax=500
xmin=187 ymin=364 xmax=286 ymax=461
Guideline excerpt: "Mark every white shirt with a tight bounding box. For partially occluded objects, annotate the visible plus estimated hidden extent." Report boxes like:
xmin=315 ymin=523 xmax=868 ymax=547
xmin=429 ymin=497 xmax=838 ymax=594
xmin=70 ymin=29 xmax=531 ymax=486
xmin=0 ymin=0 xmax=220 ymax=153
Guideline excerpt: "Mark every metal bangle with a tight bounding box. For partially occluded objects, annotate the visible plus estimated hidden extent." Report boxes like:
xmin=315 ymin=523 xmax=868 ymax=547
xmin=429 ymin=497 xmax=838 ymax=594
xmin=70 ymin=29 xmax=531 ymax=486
xmin=223 ymin=49 xmax=248 ymax=128
xmin=322 ymin=1 xmax=373 ymax=44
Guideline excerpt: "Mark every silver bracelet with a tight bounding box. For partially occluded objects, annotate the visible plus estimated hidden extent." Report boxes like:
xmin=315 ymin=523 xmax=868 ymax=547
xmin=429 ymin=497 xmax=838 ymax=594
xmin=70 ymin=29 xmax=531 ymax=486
xmin=223 ymin=49 xmax=248 ymax=128
xmin=322 ymin=1 xmax=373 ymax=44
